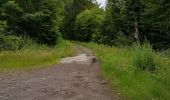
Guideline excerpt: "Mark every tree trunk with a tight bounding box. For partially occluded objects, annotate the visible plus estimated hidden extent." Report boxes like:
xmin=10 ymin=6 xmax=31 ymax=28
xmin=134 ymin=17 xmax=140 ymax=42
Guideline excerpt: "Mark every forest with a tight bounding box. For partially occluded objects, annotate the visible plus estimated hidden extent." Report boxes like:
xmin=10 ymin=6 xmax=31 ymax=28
xmin=0 ymin=0 xmax=170 ymax=100
xmin=0 ymin=0 xmax=169 ymax=49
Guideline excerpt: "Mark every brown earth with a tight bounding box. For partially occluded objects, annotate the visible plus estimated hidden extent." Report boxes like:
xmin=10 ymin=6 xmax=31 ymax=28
xmin=0 ymin=45 xmax=119 ymax=100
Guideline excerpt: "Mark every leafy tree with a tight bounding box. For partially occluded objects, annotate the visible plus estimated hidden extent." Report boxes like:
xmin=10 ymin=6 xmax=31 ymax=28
xmin=17 ymin=0 xmax=61 ymax=45
xmin=1 ymin=0 xmax=63 ymax=45
xmin=105 ymin=0 xmax=142 ymax=41
xmin=125 ymin=0 xmax=142 ymax=41
xmin=1 ymin=1 xmax=23 ymax=34
xmin=62 ymin=0 xmax=96 ymax=39
xmin=75 ymin=7 xmax=104 ymax=41
xmin=140 ymin=0 xmax=170 ymax=49
xmin=101 ymin=0 xmax=127 ymax=45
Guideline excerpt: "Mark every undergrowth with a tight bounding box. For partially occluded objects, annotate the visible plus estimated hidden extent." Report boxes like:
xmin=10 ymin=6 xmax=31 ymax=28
xmin=0 ymin=40 xmax=74 ymax=71
xmin=80 ymin=42 xmax=170 ymax=100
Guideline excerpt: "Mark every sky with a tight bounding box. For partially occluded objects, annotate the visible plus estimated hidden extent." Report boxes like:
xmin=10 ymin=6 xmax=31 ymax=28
xmin=96 ymin=0 xmax=106 ymax=7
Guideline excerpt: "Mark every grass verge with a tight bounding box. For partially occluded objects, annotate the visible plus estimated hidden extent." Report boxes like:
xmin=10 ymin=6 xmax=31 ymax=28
xmin=0 ymin=40 xmax=75 ymax=71
xmin=80 ymin=42 xmax=170 ymax=100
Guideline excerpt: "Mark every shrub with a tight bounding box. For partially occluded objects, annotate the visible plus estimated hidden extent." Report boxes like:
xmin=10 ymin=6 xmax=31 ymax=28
xmin=0 ymin=35 xmax=22 ymax=51
xmin=0 ymin=21 xmax=6 ymax=33
xmin=18 ymin=36 xmax=39 ymax=50
xmin=132 ymin=43 xmax=157 ymax=72
xmin=113 ymin=31 xmax=133 ymax=46
xmin=161 ymin=49 xmax=170 ymax=58
xmin=92 ymin=32 xmax=104 ymax=43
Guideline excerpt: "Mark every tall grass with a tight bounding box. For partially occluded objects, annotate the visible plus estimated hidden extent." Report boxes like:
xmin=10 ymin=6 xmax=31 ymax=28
xmin=81 ymin=42 xmax=170 ymax=100
xmin=0 ymin=40 xmax=75 ymax=71
xmin=132 ymin=43 xmax=157 ymax=72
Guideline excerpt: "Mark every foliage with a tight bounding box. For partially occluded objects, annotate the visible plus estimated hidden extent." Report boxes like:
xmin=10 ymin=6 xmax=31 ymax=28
xmin=0 ymin=21 xmax=6 ymax=33
xmin=113 ymin=31 xmax=133 ymax=46
xmin=75 ymin=7 xmax=104 ymax=41
xmin=1 ymin=1 xmax=23 ymax=33
xmin=102 ymin=0 xmax=170 ymax=49
xmin=0 ymin=40 xmax=74 ymax=70
xmin=0 ymin=35 xmax=40 ymax=51
xmin=141 ymin=0 xmax=170 ymax=49
xmin=132 ymin=43 xmax=157 ymax=72
xmin=1 ymin=0 xmax=170 ymax=49
xmin=0 ymin=0 xmax=64 ymax=45
xmin=81 ymin=42 xmax=170 ymax=100
xmin=62 ymin=0 xmax=97 ymax=39
xmin=0 ymin=34 xmax=22 ymax=51
xmin=161 ymin=49 xmax=170 ymax=58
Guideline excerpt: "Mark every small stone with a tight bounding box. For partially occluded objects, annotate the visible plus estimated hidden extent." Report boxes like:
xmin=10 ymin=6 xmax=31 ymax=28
xmin=100 ymin=80 xmax=107 ymax=85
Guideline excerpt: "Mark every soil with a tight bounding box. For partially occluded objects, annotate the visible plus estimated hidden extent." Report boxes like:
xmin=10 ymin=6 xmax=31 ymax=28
xmin=0 ymin=45 xmax=119 ymax=100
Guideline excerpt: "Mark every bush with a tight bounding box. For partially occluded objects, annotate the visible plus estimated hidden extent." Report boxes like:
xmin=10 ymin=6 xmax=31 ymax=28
xmin=0 ymin=21 xmax=6 ymax=32
xmin=92 ymin=32 xmax=104 ymax=43
xmin=113 ymin=31 xmax=133 ymax=46
xmin=0 ymin=34 xmax=46 ymax=51
xmin=132 ymin=43 xmax=157 ymax=72
xmin=161 ymin=49 xmax=170 ymax=58
xmin=0 ymin=35 xmax=22 ymax=51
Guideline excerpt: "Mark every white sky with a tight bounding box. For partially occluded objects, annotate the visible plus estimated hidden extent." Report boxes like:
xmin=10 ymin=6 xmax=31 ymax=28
xmin=96 ymin=0 xmax=106 ymax=7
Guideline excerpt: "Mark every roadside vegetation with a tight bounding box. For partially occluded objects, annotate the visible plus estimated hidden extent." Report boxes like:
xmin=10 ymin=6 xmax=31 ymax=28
xmin=81 ymin=42 xmax=170 ymax=100
xmin=0 ymin=40 xmax=74 ymax=71
xmin=0 ymin=0 xmax=74 ymax=71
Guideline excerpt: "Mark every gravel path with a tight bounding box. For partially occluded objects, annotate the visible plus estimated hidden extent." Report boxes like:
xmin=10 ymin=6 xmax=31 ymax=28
xmin=0 ymin=45 xmax=118 ymax=100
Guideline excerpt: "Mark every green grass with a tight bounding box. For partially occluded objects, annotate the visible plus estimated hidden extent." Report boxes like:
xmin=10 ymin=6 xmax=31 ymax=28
xmin=132 ymin=43 xmax=157 ymax=72
xmin=80 ymin=42 xmax=170 ymax=100
xmin=0 ymin=40 xmax=75 ymax=71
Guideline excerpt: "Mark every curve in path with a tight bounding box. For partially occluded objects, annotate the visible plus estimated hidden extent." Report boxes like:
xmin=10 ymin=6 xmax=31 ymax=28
xmin=0 ymin=45 xmax=118 ymax=100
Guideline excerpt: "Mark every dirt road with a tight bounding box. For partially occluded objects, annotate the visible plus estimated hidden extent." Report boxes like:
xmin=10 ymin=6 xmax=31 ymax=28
xmin=0 ymin=45 xmax=117 ymax=100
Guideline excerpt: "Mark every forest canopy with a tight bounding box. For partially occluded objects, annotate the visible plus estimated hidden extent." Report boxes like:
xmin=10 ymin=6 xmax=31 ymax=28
xmin=0 ymin=0 xmax=170 ymax=50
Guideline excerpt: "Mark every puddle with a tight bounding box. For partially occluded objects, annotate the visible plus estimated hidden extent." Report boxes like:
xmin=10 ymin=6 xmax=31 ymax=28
xmin=60 ymin=54 xmax=93 ymax=64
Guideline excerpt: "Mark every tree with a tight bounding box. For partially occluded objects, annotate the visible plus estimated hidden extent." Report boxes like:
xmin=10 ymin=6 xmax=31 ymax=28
xmin=126 ymin=0 xmax=142 ymax=42
xmin=62 ymin=0 xmax=96 ymax=40
xmin=102 ymin=0 xmax=127 ymax=45
xmin=1 ymin=1 xmax=23 ymax=34
xmin=141 ymin=0 xmax=170 ymax=49
xmin=1 ymin=0 xmax=63 ymax=45
xmin=75 ymin=7 xmax=104 ymax=41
